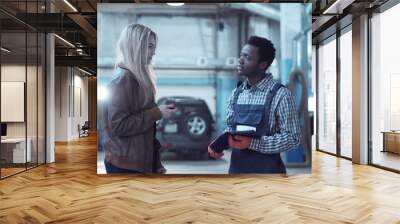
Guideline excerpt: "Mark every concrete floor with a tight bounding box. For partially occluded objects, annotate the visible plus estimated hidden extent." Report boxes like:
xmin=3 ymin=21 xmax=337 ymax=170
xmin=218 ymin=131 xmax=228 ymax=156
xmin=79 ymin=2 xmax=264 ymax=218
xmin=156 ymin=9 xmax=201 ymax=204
xmin=161 ymin=150 xmax=232 ymax=174
xmin=97 ymin=150 xmax=231 ymax=174
xmin=98 ymin=149 xmax=310 ymax=175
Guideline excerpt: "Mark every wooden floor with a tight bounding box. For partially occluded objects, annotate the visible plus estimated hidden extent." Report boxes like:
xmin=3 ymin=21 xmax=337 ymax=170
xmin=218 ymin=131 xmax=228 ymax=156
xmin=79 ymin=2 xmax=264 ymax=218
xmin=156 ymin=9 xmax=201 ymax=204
xmin=1 ymin=135 xmax=400 ymax=223
xmin=1 ymin=167 xmax=26 ymax=177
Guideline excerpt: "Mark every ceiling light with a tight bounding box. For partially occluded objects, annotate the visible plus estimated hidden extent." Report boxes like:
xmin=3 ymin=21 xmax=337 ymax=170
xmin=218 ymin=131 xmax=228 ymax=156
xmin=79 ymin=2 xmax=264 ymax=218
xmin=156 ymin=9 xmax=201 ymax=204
xmin=323 ymin=0 xmax=341 ymax=14
xmin=167 ymin=3 xmax=184 ymax=7
xmin=63 ymin=0 xmax=78 ymax=12
xmin=54 ymin=34 xmax=75 ymax=48
xmin=78 ymin=67 xmax=92 ymax=76
xmin=322 ymin=0 xmax=354 ymax=15
xmin=1 ymin=47 xmax=11 ymax=53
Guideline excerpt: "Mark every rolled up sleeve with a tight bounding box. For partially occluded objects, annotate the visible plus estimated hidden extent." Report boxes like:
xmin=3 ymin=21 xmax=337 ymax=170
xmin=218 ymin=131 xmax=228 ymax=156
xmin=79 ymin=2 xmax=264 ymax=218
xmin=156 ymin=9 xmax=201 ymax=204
xmin=249 ymin=89 xmax=301 ymax=154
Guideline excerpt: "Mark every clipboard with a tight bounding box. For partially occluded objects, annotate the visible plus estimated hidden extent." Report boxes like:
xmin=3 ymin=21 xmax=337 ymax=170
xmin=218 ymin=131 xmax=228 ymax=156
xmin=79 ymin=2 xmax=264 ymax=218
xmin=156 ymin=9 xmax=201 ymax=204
xmin=228 ymin=130 xmax=256 ymax=137
xmin=209 ymin=130 xmax=257 ymax=153
xmin=209 ymin=132 xmax=229 ymax=153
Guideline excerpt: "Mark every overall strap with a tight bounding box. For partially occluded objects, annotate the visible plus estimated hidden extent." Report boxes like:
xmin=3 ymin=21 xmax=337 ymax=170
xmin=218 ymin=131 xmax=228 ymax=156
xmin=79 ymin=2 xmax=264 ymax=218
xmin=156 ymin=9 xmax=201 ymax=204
xmin=232 ymin=81 xmax=245 ymax=105
xmin=263 ymin=83 xmax=284 ymax=135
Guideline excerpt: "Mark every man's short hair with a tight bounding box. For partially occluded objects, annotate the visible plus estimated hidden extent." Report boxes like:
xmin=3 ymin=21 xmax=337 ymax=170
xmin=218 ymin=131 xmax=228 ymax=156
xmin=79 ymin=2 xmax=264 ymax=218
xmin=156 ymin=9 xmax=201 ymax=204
xmin=247 ymin=36 xmax=275 ymax=69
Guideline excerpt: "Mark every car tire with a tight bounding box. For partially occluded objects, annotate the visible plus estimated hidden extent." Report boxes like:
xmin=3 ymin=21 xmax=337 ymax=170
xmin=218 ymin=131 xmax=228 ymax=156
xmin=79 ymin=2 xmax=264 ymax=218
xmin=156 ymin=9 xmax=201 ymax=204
xmin=183 ymin=113 xmax=210 ymax=140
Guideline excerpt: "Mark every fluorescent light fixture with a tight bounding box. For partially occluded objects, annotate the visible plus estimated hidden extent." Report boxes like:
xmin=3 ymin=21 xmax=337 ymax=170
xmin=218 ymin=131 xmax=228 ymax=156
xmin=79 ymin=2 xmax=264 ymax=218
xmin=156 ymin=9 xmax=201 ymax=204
xmin=167 ymin=3 xmax=184 ymax=7
xmin=322 ymin=0 xmax=354 ymax=15
xmin=1 ymin=47 xmax=11 ymax=53
xmin=54 ymin=34 xmax=75 ymax=48
xmin=323 ymin=0 xmax=341 ymax=14
xmin=63 ymin=0 xmax=78 ymax=12
xmin=78 ymin=67 xmax=92 ymax=76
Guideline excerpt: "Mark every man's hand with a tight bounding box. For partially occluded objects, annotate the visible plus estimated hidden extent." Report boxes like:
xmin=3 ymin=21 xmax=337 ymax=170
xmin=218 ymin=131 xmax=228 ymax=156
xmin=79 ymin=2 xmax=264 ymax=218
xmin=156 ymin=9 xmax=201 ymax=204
xmin=208 ymin=146 xmax=224 ymax=159
xmin=228 ymin=135 xmax=251 ymax=150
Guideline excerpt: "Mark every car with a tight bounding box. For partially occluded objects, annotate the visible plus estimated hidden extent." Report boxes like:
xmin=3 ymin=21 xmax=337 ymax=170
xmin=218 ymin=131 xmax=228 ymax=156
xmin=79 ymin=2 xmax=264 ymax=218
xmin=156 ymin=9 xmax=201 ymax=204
xmin=156 ymin=96 xmax=215 ymax=159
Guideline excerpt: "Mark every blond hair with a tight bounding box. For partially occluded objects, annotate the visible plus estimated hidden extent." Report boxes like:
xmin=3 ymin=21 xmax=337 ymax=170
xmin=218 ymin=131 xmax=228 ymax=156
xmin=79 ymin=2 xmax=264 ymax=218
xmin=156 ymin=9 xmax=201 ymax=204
xmin=115 ymin=24 xmax=157 ymax=103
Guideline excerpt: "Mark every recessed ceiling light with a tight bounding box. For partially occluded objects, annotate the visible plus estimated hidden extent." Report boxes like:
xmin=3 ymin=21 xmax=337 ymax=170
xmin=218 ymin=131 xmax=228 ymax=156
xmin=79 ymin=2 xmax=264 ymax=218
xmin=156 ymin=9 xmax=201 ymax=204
xmin=1 ymin=47 xmax=11 ymax=53
xmin=167 ymin=3 xmax=184 ymax=7
xmin=54 ymin=34 xmax=75 ymax=48
xmin=322 ymin=0 xmax=353 ymax=15
xmin=63 ymin=0 xmax=78 ymax=12
xmin=78 ymin=67 xmax=92 ymax=76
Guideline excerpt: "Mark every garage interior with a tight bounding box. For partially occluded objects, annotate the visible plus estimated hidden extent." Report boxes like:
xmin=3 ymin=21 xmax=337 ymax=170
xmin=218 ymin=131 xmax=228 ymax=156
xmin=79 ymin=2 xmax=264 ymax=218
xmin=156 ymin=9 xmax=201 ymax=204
xmin=0 ymin=0 xmax=400 ymax=223
xmin=96 ymin=3 xmax=312 ymax=174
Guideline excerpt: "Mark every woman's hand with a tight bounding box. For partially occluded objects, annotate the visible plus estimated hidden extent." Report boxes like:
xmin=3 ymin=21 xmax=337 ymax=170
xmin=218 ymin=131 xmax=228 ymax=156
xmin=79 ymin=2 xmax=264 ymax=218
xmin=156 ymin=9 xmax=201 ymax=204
xmin=158 ymin=104 xmax=177 ymax=119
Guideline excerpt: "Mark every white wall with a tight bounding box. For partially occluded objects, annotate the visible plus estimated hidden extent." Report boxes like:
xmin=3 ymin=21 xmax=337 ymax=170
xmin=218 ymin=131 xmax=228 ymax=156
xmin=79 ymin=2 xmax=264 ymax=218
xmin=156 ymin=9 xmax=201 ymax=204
xmin=55 ymin=67 xmax=68 ymax=141
xmin=55 ymin=67 xmax=89 ymax=141
xmin=317 ymin=39 xmax=337 ymax=154
xmin=72 ymin=73 xmax=89 ymax=138
xmin=1 ymin=65 xmax=26 ymax=141
xmin=1 ymin=65 xmax=26 ymax=81
xmin=1 ymin=65 xmax=34 ymax=137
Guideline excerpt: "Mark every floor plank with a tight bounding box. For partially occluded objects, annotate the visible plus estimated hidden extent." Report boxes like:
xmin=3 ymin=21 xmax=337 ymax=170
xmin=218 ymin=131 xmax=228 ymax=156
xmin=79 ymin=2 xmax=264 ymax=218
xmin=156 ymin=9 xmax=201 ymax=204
xmin=1 ymin=134 xmax=400 ymax=223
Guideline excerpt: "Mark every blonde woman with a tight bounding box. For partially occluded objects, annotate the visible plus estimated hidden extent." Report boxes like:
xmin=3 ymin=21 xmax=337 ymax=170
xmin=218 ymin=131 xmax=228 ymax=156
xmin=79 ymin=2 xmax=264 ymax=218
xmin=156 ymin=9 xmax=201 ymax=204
xmin=103 ymin=24 xmax=176 ymax=174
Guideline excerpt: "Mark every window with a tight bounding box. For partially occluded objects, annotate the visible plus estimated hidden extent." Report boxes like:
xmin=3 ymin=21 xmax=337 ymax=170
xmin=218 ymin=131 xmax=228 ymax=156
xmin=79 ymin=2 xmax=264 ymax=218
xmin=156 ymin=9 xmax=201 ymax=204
xmin=339 ymin=29 xmax=352 ymax=158
xmin=317 ymin=36 xmax=337 ymax=154
xmin=371 ymin=3 xmax=400 ymax=171
xmin=0 ymin=1 xmax=46 ymax=179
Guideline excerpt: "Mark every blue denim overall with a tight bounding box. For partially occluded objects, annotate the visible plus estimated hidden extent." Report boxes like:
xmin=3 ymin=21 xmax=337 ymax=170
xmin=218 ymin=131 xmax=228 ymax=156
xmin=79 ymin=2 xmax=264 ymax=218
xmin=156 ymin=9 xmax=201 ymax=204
xmin=228 ymin=82 xmax=286 ymax=174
